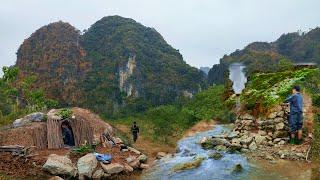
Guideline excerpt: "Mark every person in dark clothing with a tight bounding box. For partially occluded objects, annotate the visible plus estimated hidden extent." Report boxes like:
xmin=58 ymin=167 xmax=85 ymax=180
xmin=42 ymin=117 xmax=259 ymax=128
xmin=284 ymin=86 xmax=303 ymax=145
xmin=62 ymin=123 xmax=75 ymax=146
xmin=131 ymin=122 xmax=140 ymax=143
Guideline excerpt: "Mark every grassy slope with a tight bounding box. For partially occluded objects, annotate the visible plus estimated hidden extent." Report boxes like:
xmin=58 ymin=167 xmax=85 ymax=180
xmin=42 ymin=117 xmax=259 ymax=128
xmin=107 ymin=85 xmax=231 ymax=146
xmin=238 ymin=68 xmax=316 ymax=114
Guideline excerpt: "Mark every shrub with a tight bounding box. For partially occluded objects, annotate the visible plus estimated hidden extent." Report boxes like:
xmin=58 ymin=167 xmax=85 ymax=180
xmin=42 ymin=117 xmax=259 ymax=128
xmin=145 ymin=105 xmax=178 ymax=142
xmin=72 ymin=144 xmax=94 ymax=154
xmin=241 ymin=68 xmax=315 ymax=114
xmin=312 ymin=95 xmax=320 ymax=107
xmin=184 ymin=85 xmax=233 ymax=123
xmin=57 ymin=108 xmax=72 ymax=119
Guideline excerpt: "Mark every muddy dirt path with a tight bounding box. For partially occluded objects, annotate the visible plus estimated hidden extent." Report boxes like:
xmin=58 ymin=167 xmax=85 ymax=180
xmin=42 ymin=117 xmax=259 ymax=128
xmin=114 ymin=120 xmax=217 ymax=164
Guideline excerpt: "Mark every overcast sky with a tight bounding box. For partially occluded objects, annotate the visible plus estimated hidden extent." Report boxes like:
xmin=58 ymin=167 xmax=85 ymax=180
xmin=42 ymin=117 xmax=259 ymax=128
xmin=1 ymin=0 xmax=320 ymax=74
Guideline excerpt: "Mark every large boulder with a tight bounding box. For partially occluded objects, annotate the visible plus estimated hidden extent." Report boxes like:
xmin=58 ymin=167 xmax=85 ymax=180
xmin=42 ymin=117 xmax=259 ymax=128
xmin=101 ymin=163 xmax=124 ymax=174
xmin=13 ymin=112 xmax=46 ymax=128
xmin=77 ymin=153 xmax=98 ymax=179
xmin=42 ymin=154 xmax=77 ymax=177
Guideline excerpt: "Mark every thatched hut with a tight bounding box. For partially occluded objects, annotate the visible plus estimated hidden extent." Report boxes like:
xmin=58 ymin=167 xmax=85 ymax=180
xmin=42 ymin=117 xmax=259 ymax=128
xmin=0 ymin=108 xmax=114 ymax=150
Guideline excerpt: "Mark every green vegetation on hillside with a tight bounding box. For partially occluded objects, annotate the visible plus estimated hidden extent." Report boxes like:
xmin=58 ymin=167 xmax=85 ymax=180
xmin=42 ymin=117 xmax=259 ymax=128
xmin=111 ymin=85 xmax=232 ymax=144
xmin=0 ymin=67 xmax=58 ymax=126
xmin=16 ymin=21 xmax=88 ymax=105
xmin=16 ymin=16 xmax=206 ymax=118
xmin=209 ymin=27 xmax=320 ymax=85
xmin=80 ymin=16 xmax=206 ymax=117
xmin=300 ymin=68 xmax=320 ymax=162
xmin=239 ymin=68 xmax=316 ymax=114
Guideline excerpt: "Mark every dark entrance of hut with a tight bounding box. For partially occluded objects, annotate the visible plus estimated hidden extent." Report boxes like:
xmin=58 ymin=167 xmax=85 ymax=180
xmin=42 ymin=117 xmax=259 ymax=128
xmin=61 ymin=121 xmax=75 ymax=146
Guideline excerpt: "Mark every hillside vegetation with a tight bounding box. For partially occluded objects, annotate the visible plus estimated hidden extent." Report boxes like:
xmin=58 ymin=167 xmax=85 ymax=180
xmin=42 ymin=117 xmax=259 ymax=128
xmin=16 ymin=16 xmax=206 ymax=118
xmin=111 ymin=85 xmax=232 ymax=144
xmin=0 ymin=66 xmax=58 ymax=126
xmin=238 ymin=68 xmax=316 ymax=114
xmin=208 ymin=27 xmax=320 ymax=85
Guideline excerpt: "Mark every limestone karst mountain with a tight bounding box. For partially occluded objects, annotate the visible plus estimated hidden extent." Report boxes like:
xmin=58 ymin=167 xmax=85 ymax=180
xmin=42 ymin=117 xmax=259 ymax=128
xmin=16 ymin=16 xmax=206 ymax=117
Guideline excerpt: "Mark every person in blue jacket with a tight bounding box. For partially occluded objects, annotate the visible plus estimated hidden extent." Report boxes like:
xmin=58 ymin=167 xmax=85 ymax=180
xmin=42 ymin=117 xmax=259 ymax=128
xmin=284 ymin=86 xmax=303 ymax=145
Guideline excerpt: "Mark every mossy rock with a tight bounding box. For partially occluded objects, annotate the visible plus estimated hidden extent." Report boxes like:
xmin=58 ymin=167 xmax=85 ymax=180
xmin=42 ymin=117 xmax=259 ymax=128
xmin=232 ymin=164 xmax=243 ymax=173
xmin=201 ymin=141 xmax=215 ymax=149
xmin=208 ymin=152 xmax=223 ymax=160
xmin=214 ymin=145 xmax=227 ymax=151
xmin=172 ymin=156 xmax=205 ymax=172
xmin=227 ymin=146 xmax=241 ymax=154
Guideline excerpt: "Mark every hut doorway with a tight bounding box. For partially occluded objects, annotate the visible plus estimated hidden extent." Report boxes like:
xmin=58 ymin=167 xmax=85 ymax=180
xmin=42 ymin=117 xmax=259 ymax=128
xmin=61 ymin=121 xmax=75 ymax=146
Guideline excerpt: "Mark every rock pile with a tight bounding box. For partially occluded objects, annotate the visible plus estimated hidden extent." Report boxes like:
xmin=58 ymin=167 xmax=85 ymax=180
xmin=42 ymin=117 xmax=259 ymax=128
xmin=43 ymin=145 xmax=149 ymax=179
xmin=200 ymin=105 xmax=307 ymax=160
xmin=232 ymin=104 xmax=290 ymax=148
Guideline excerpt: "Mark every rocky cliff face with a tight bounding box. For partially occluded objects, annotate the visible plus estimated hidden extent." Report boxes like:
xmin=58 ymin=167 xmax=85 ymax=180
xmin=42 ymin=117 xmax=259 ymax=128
xmin=119 ymin=56 xmax=138 ymax=97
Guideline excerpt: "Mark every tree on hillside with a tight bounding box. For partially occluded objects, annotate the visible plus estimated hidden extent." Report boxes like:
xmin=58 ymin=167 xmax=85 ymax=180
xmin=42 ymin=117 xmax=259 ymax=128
xmin=0 ymin=66 xmax=58 ymax=126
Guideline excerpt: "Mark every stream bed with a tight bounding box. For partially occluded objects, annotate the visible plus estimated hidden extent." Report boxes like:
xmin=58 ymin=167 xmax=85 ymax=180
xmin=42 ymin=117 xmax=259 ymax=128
xmin=141 ymin=125 xmax=313 ymax=180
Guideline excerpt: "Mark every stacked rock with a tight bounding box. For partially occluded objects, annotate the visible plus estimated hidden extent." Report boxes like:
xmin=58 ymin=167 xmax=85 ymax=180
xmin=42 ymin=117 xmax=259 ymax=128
xmin=201 ymin=104 xmax=291 ymax=152
xmin=233 ymin=104 xmax=290 ymax=147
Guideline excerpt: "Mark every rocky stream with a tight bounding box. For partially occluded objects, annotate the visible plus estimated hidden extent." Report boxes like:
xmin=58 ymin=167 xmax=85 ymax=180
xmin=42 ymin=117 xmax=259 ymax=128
xmin=141 ymin=124 xmax=313 ymax=180
xmin=141 ymin=63 xmax=315 ymax=180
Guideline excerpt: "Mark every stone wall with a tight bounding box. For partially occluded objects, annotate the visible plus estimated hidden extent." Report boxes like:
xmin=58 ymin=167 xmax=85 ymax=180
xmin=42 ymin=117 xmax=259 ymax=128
xmin=201 ymin=104 xmax=309 ymax=160
xmin=232 ymin=104 xmax=290 ymax=149
xmin=201 ymin=104 xmax=291 ymax=152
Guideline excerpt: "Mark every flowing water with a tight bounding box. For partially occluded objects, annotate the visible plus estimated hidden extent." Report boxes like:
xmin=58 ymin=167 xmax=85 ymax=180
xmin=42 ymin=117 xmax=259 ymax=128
xmin=141 ymin=63 xmax=315 ymax=180
xmin=141 ymin=125 xmax=249 ymax=180
xmin=141 ymin=125 xmax=313 ymax=180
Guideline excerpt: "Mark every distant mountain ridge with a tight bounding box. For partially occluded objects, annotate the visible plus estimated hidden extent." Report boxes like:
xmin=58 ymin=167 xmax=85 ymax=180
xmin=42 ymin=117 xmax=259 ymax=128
xmin=16 ymin=16 xmax=206 ymax=117
xmin=208 ymin=27 xmax=320 ymax=85
xmin=200 ymin=67 xmax=210 ymax=75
